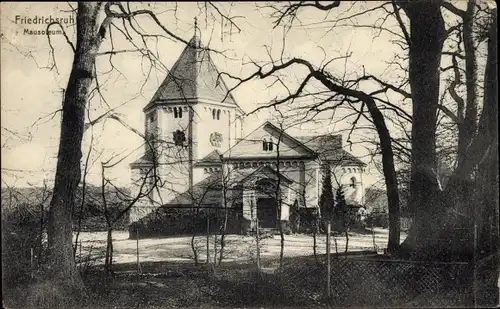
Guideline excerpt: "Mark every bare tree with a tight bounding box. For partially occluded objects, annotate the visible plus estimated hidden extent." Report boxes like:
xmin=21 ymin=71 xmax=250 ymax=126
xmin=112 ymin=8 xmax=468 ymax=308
xmin=98 ymin=155 xmax=156 ymax=274
xmin=221 ymin=2 xmax=497 ymax=266
xmin=15 ymin=2 xmax=240 ymax=297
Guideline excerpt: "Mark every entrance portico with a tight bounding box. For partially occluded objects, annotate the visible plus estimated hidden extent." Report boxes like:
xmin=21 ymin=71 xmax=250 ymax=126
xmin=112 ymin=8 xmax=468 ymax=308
xmin=236 ymin=165 xmax=293 ymax=232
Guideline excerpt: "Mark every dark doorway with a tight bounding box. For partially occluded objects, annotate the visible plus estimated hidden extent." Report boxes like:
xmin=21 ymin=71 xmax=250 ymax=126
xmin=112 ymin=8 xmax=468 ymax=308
xmin=257 ymin=198 xmax=278 ymax=228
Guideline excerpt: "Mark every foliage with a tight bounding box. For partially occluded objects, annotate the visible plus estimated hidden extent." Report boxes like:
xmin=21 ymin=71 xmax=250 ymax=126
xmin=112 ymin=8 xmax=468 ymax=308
xmin=363 ymin=187 xmax=388 ymax=214
xmin=296 ymin=207 xmax=320 ymax=234
xmin=131 ymin=206 xmax=241 ymax=239
xmin=73 ymin=185 xmax=131 ymax=231
xmin=318 ymin=165 xmax=335 ymax=230
xmin=332 ymin=186 xmax=348 ymax=232
xmin=365 ymin=211 xmax=389 ymax=229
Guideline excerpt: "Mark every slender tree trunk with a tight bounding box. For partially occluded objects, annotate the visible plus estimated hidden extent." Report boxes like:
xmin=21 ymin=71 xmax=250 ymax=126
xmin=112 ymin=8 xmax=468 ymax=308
xmin=39 ymin=200 xmax=45 ymax=266
xmin=213 ymin=229 xmax=218 ymax=265
xmin=218 ymin=206 xmax=228 ymax=266
xmin=399 ymin=2 xmax=446 ymax=256
xmin=191 ymin=217 xmax=199 ymax=266
xmin=363 ymin=98 xmax=401 ymax=252
xmin=275 ymin=133 xmax=285 ymax=269
xmin=255 ymin=215 xmax=261 ymax=276
xmin=104 ymin=226 xmax=113 ymax=273
xmin=219 ymin=168 xmax=229 ymax=266
xmin=73 ymin=192 xmax=85 ymax=258
xmin=46 ymin=3 xmax=104 ymax=292
xmin=279 ymin=223 xmax=285 ymax=269
xmin=109 ymin=229 xmax=114 ymax=270
xmin=312 ymin=69 xmax=401 ymax=253
xmin=313 ymin=218 xmax=318 ymax=262
xmin=191 ymin=208 xmax=199 ymax=266
xmin=344 ymin=229 xmax=349 ymax=253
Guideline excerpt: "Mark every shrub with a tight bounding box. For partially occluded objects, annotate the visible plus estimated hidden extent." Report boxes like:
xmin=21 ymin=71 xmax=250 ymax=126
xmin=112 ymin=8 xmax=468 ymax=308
xmin=365 ymin=211 xmax=388 ymax=228
xmin=296 ymin=208 xmax=319 ymax=234
xmin=1 ymin=203 xmax=47 ymax=289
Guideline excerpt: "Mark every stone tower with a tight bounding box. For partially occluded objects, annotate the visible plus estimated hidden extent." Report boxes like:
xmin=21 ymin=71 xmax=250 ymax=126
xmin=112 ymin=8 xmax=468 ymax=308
xmin=129 ymin=22 xmax=245 ymax=222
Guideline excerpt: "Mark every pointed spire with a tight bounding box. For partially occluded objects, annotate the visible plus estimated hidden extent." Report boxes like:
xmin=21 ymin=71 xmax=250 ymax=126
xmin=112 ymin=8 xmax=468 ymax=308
xmin=193 ymin=16 xmax=200 ymax=48
xmin=194 ymin=16 xmax=197 ymax=37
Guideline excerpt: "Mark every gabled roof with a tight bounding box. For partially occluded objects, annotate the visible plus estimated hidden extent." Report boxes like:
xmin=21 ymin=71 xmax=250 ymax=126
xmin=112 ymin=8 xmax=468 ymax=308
xmin=196 ymin=150 xmax=223 ymax=166
xmin=162 ymin=173 xmax=222 ymax=206
xmin=295 ymin=135 xmax=366 ymax=167
xmin=148 ymin=164 xmax=293 ymax=209
xmin=229 ymin=165 xmax=294 ymax=186
xmin=223 ymin=121 xmax=317 ymax=159
xmin=144 ymin=34 xmax=240 ymax=111
xmin=130 ymin=153 xmax=154 ymax=167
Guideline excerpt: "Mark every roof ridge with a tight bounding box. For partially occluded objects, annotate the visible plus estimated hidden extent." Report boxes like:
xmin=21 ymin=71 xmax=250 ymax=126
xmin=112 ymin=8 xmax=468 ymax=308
xmin=262 ymin=121 xmax=317 ymax=154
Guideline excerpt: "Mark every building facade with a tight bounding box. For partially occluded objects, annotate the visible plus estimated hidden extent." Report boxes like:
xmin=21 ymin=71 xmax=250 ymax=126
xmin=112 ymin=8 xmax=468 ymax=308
xmin=129 ymin=31 xmax=367 ymax=235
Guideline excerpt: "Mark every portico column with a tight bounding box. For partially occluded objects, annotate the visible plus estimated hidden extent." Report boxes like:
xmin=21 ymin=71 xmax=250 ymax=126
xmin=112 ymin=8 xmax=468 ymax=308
xmin=280 ymin=185 xmax=290 ymax=221
xmin=299 ymin=161 xmax=306 ymax=207
xmin=242 ymin=187 xmax=256 ymax=232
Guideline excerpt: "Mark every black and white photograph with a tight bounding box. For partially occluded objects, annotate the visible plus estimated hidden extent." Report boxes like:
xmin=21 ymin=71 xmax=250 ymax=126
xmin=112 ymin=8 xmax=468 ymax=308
xmin=1 ymin=1 xmax=498 ymax=308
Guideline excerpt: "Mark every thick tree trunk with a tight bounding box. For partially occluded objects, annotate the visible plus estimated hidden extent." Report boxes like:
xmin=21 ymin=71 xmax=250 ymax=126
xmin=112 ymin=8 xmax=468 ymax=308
xmin=475 ymin=10 xmax=498 ymax=306
xmin=46 ymin=2 xmax=102 ymax=292
xmin=399 ymin=2 xmax=446 ymax=256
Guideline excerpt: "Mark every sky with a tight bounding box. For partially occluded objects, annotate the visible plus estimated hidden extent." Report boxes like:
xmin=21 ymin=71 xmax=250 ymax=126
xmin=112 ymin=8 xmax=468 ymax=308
xmin=0 ymin=1 xmax=425 ymax=189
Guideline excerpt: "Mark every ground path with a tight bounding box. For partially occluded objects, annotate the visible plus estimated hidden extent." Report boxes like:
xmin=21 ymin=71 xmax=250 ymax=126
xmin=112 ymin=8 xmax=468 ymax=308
xmin=74 ymin=228 xmax=407 ymax=266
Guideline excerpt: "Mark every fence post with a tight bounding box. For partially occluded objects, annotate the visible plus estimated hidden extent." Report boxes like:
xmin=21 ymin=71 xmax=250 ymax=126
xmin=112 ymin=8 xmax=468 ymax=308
xmin=213 ymin=233 xmax=218 ymax=265
xmin=30 ymin=247 xmax=34 ymax=279
xmin=136 ymin=225 xmax=141 ymax=279
xmin=327 ymin=222 xmax=331 ymax=298
xmin=206 ymin=216 xmax=210 ymax=264
xmin=256 ymin=217 xmax=261 ymax=274
xmin=473 ymin=221 xmax=478 ymax=307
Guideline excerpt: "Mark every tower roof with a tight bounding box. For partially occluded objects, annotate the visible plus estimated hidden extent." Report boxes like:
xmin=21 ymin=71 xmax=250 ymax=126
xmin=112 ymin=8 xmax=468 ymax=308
xmin=143 ymin=34 xmax=239 ymax=111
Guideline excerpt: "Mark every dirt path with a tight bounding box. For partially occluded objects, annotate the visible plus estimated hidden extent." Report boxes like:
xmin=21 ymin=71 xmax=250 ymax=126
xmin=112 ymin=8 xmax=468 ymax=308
xmin=74 ymin=228 xmax=407 ymax=266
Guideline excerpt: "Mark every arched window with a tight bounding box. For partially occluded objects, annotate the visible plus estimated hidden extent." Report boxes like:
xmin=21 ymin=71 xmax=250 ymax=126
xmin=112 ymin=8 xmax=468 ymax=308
xmin=178 ymin=107 xmax=183 ymax=118
xmin=173 ymin=107 xmax=178 ymax=118
xmin=263 ymin=138 xmax=273 ymax=152
xmin=350 ymin=176 xmax=357 ymax=188
xmin=212 ymin=109 xmax=216 ymax=119
xmin=217 ymin=109 xmax=221 ymax=120
xmin=148 ymin=112 xmax=156 ymax=124
xmin=235 ymin=117 xmax=242 ymax=139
